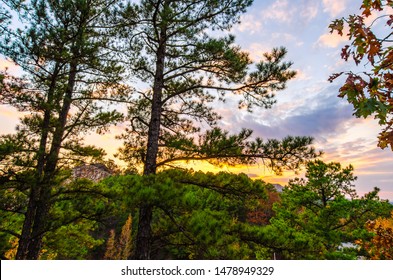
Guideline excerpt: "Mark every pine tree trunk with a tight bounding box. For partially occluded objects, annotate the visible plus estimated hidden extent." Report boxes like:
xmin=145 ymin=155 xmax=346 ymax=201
xmin=134 ymin=205 xmax=153 ymax=259
xmin=134 ymin=24 xmax=167 ymax=259
xmin=15 ymin=187 xmax=38 ymax=259
xmin=16 ymin=61 xmax=78 ymax=259
xmin=29 ymin=61 xmax=77 ymax=259
xmin=16 ymin=67 xmax=60 ymax=260
xmin=25 ymin=184 xmax=51 ymax=259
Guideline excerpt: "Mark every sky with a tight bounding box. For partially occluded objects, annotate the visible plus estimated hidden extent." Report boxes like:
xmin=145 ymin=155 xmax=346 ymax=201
xmin=215 ymin=0 xmax=393 ymax=200
xmin=1 ymin=0 xmax=392 ymax=200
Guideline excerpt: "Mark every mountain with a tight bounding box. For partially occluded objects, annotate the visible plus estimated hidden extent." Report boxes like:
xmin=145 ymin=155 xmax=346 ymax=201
xmin=71 ymin=163 xmax=113 ymax=182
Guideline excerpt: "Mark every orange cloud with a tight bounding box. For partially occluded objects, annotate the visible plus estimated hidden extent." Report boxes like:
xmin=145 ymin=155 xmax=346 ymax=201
xmin=0 ymin=106 xmax=24 ymax=134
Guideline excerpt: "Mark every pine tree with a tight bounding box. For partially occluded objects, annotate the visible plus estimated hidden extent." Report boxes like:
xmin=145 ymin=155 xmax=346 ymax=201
xmin=118 ymin=0 xmax=319 ymax=259
xmin=268 ymin=160 xmax=392 ymax=259
xmin=0 ymin=0 xmax=127 ymax=259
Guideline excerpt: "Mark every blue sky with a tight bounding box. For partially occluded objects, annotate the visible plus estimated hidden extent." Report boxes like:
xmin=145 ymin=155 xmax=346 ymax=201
xmin=1 ymin=0 xmax=392 ymax=200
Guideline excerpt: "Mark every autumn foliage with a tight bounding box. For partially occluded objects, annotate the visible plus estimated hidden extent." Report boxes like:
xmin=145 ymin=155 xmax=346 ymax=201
xmin=247 ymin=186 xmax=280 ymax=225
xmin=329 ymin=0 xmax=393 ymax=150
xmin=357 ymin=212 xmax=393 ymax=259
xmin=104 ymin=215 xmax=133 ymax=260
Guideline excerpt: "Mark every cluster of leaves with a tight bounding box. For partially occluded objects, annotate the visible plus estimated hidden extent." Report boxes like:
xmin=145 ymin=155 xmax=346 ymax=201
xmin=266 ymin=160 xmax=392 ymax=259
xmin=329 ymin=0 xmax=393 ymax=149
xmin=356 ymin=211 xmax=393 ymax=259
xmin=120 ymin=127 xmax=320 ymax=175
xmin=0 ymin=173 xmax=111 ymax=260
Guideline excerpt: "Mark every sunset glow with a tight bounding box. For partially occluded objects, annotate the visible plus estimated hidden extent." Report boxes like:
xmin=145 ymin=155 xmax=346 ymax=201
xmin=1 ymin=0 xmax=392 ymax=200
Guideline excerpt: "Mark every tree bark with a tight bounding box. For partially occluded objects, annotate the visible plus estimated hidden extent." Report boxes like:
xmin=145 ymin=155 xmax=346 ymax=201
xmin=16 ymin=65 xmax=60 ymax=260
xmin=134 ymin=22 xmax=167 ymax=259
xmin=15 ymin=187 xmax=38 ymax=259
xmin=16 ymin=60 xmax=78 ymax=259
xmin=27 ymin=60 xmax=78 ymax=260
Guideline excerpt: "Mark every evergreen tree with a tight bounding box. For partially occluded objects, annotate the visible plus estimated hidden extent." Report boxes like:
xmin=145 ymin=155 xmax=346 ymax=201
xmin=268 ymin=160 xmax=392 ymax=259
xmin=0 ymin=0 xmax=127 ymax=259
xmin=103 ymin=214 xmax=133 ymax=260
xmin=118 ymin=0 xmax=319 ymax=259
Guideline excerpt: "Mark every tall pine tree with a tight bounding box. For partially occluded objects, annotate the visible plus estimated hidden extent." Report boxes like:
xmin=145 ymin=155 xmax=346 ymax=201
xmin=118 ymin=0 xmax=319 ymax=259
xmin=0 ymin=0 xmax=127 ymax=259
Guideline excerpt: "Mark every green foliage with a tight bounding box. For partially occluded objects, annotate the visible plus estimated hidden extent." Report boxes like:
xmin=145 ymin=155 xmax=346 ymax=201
xmin=41 ymin=222 xmax=104 ymax=260
xmin=329 ymin=0 xmax=393 ymax=150
xmin=0 ymin=0 xmax=130 ymax=259
xmin=0 ymin=172 xmax=111 ymax=259
xmin=2 ymin=163 xmax=390 ymax=260
xmin=98 ymin=169 xmax=272 ymax=259
xmin=120 ymin=126 xmax=321 ymax=175
xmin=267 ymin=160 xmax=393 ymax=259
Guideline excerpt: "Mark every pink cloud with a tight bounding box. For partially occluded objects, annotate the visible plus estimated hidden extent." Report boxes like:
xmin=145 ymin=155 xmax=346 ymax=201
xmin=316 ymin=31 xmax=349 ymax=48
xmin=0 ymin=58 xmax=21 ymax=76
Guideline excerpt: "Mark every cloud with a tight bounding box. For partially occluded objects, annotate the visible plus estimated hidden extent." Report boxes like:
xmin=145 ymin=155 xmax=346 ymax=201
xmin=0 ymin=106 xmax=24 ymax=134
xmin=218 ymin=85 xmax=353 ymax=142
xmin=264 ymin=0 xmax=292 ymax=23
xmin=245 ymin=34 xmax=303 ymax=62
xmin=322 ymin=0 xmax=348 ymax=17
xmin=353 ymin=150 xmax=393 ymax=199
xmin=302 ymin=1 xmax=319 ymax=22
xmin=293 ymin=69 xmax=311 ymax=81
xmin=0 ymin=58 xmax=21 ymax=76
xmin=262 ymin=0 xmax=319 ymax=25
xmin=235 ymin=14 xmax=263 ymax=34
xmin=271 ymin=32 xmax=298 ymax=43
xmin=246 ymin=43 xmax=272 ymax=61
xmin=316 ymin=31 xmax=349 ymax=48
xmin=251 ymin=104 xmax=352 ymax=140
